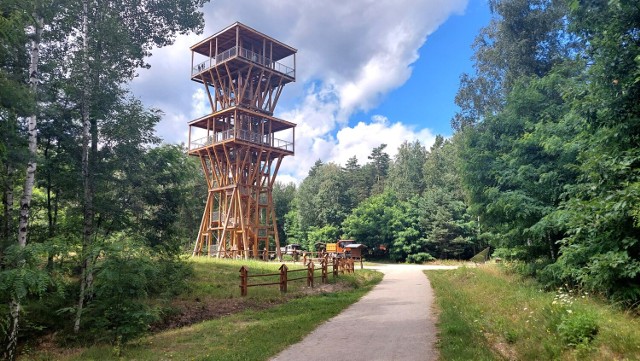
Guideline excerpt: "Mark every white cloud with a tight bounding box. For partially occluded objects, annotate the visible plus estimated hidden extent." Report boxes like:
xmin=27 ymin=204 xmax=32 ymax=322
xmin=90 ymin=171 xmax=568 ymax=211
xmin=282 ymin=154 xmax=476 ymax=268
xmin=190 ymin=88 xmax=208 ymax=119
xmin=331 ymin=115 xmax=437 ymax=165
xmin=130 ymin=0 xmax=468 ymax=181
xmin=278 ymin=114 xmax=438 ymax=182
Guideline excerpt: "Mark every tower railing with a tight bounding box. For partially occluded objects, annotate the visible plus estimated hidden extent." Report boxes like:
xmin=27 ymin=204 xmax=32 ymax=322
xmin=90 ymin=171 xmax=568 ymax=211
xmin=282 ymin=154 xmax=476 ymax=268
xmin=189 ymin=129 xmax=293 ymax=152
xmin=192 ymin=46 xmax=294 ymax=78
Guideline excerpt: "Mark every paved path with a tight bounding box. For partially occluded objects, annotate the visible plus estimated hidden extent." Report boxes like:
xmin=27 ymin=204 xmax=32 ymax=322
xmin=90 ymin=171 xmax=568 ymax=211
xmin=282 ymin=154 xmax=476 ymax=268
xmin=270 ymin=264 xmax=457 ymax=361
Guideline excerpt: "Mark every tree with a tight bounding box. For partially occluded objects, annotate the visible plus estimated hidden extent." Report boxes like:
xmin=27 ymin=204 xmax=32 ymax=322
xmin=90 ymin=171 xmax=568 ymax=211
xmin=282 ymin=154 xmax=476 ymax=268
xmin=540 ymin=0 xmax=640 ymax=304
xmin=296 ymin=162 xmax=354 ymax=236
xmin=458 ymin=67 xmax=581 ymax=262
xmin=306 ymin=225 xmax=340 ymax=251
xmin=366 ymin=144 xmax=390 ymax=195
xmin=1 ymin=1 xmax=43 ymax=357
xmin=342 ymin=192 xmax=397 ymax=251
xmin=343 ymin=156 xmax=369 ymax=204
xmin=452 ymin=0 xmax=573 ymax=130
xmin=64 ymin=0 xmax=208 ymax=333
xmin=0 ymin=1 xmax=33 ymax=242
xmin=387 ymin=140 xmax=427 ymax=200
xmin=451 ymin=0 xmax=640 ymax=306
xmin=273 ymin=181 xmax=296 ymax=245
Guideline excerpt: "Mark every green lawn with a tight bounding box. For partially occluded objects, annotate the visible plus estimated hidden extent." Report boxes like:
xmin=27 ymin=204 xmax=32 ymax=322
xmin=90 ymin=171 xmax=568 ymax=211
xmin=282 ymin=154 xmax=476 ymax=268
xmin=427 ymin=265 xmax=640 ymax=361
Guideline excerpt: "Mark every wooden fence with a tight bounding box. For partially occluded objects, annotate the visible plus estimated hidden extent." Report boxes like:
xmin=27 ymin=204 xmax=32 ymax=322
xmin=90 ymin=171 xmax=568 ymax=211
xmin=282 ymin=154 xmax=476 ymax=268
xmin=203 ymin=249 xmax=363 ymax=267
xmin=239 ymin=257 xmax=356 ymax=296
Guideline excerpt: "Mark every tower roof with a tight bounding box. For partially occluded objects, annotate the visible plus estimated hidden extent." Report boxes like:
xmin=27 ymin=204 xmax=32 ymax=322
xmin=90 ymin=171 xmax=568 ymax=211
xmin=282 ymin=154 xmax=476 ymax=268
xmin=190 ymin=22 xmax=297 ymax=62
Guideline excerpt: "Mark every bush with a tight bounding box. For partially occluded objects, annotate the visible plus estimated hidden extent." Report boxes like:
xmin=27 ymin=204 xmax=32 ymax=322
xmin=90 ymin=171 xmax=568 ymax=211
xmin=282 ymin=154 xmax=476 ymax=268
xmin=406 ymin=252 xmax=435 ymax=264
xmin=83 ymin=235 xmax=191 ymax=346
xmin=557 ymin=310 xmax=599 ymax=347
xmin=84 ymin=246 xmax=159 ymax=345
xmin=548 ymin=287 xmax=599 ymax=348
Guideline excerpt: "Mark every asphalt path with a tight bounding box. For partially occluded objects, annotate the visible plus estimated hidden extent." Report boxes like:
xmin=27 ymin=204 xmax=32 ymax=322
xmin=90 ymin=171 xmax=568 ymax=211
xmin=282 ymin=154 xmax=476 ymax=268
xmin=270 ymin=264 xmax=457 ymax=361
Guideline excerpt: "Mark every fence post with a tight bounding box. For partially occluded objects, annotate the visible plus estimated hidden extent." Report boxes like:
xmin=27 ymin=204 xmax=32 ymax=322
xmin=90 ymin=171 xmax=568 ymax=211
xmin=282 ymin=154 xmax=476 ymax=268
xmin=332 ymin=257 xmax=338 ymax=277
xmin=349 ymin=259 xmax=354 ymax=273
xmin=279 ymin=264 xmax=288 ymax=293
xmin=239 ymin=266 xmax=248 ymax=297
xmin=321 ymin=258 xmax=327 ymax=283
xmin=307 ymin=261 xmax=314 ymax=288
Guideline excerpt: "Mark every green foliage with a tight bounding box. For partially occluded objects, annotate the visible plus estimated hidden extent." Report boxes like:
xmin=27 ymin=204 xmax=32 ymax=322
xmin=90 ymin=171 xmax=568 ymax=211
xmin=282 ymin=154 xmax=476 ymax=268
xmin=296 ymin=162 xmax=355 ymax=234
xmin=0 ymin=1 xmax=33 ymax=117
xmin=0 ymin=244 xmax=50 ymax=301
xmin=558 ymin=310 xmax=599 ymax=348
xmin=367 ymin=144 xmax=391 ymax=195
xmin=406 ymin=252 xmax=435 ymax=264
xmin=135 ymin=144 xmax=204 ymax=254
xmin=548 ymin=287 xmax=600 ymax=348
xmin=387 ymin=140 xmax=426 ymax=200
xmin=452 ymin=0 xmax=640 ymax=307
xmin=82 ymin=234 xmax=191 ymax=345
xmin=306 ymin=225 xmax=340 ymax=250
xmin=0 ymin=244 xmax=51 ymax=345
xmin=273 ymin=181 xmax=296 ymax=245
xmin=40 ymin=266 xmax=382 ymax=361
xmin=342 ymin=192 xmax=397 ymax=251
xmin=452 ymin=0 xmax=573 ymax=130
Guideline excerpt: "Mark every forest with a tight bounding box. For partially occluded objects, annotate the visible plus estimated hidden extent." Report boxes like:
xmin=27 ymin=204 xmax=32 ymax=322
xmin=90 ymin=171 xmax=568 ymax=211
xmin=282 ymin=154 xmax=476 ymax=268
xmin=1 ymin=0 xmax=638 ymax=359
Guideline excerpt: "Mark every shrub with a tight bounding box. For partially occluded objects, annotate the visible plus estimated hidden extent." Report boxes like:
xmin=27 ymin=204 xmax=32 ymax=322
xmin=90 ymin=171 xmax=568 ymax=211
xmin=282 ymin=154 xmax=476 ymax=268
xmin=557 ymin=310 xmax=599 ymax=347
xmin=406 ymin=252 xmax=435 ymax=264
xmin=549 ymin=287 xmax=599 ymax=347
xmin=83 ymin=234 xmax=191 ymax=347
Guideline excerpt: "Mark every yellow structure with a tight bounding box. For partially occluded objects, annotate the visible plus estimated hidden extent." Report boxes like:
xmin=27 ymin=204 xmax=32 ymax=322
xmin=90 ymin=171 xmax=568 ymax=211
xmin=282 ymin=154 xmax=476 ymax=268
xmin=188 ymin=22 xmax=296 ymax=259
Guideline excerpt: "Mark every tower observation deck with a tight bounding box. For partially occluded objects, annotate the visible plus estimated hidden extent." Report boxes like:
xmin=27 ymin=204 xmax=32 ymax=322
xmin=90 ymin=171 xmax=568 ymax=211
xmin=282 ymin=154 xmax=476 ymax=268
xmin=188 ymin=22 xmax=296 ymax=259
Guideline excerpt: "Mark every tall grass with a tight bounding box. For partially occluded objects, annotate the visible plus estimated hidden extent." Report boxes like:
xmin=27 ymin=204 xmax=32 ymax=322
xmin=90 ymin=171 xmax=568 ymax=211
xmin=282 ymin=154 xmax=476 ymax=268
xmin=427 ymin=265 xmax=640 ymax=361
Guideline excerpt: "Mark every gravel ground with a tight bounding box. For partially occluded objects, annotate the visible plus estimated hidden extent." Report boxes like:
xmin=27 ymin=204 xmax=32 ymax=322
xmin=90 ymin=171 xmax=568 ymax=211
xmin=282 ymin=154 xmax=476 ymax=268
xmin=270 ymin=264 xmax=457 ymax=361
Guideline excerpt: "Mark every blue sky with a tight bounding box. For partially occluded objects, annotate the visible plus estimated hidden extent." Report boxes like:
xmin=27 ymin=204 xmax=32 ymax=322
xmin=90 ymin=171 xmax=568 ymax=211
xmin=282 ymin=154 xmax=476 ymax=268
xmin=357 ymin=0 xmax=490 ymax=137
xmin=130 ymin=0 xmax=492 ymax=182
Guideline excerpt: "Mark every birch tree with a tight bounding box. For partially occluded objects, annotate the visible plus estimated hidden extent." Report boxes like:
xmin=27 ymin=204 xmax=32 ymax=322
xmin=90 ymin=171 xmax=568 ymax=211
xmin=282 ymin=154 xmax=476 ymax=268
xmin=68 ymin=0 xmax=208 ymax=333
xmin=1 ymin=1 xmax=42 ymax=359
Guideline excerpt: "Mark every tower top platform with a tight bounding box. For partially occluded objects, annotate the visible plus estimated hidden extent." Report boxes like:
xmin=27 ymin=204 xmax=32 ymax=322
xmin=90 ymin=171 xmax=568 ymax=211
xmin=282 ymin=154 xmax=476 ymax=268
xmin=190 ymin=22 xmax=297 ymax=62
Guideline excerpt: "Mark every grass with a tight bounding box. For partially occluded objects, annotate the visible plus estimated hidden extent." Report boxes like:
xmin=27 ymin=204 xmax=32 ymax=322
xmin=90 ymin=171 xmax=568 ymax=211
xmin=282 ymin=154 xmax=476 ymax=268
xmin=24 ymin=258 xmax=382 ymax=361
xmin=426 ymin=265 xmax=640 ymax=361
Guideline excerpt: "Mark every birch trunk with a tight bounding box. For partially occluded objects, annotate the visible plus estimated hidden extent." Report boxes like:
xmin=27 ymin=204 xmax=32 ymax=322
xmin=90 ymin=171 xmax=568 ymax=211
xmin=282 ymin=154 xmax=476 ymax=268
xmin=74 ymin=0 xmax=92 ymax=333
xmin=4 ymin=11 xmax=42 ymax=361
xmin=2 ymin=165 xmax=13 ymax=241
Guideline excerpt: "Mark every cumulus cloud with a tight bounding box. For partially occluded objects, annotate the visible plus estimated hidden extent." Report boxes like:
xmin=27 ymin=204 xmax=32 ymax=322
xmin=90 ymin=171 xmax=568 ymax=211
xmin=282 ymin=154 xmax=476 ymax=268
xmin=130 ymin=0 xmax=468 ymax=181
xmin=278 ymin=114 xmax=437 ymax=181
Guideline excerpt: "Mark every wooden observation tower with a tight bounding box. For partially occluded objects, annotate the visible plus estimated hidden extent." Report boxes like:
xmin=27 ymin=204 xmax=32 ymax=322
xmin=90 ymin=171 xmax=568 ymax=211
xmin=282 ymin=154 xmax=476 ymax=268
xmin=188 ymin=22 xmax=296 ymax=259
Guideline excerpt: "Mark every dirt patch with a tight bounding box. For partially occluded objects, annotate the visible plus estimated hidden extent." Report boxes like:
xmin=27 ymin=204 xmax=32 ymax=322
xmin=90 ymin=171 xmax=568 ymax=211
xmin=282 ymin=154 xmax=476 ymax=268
xmin=150 ymin=297 xmax=284 ymax=332
xmin=25 ymin=333 xmax=84 ymax=360
xmin=298 ymin=282 xmax=350 ymax=296
xmin=483 ymin=332 xmax=518 ymax=361
xmin=151 ymin=282 xmax=352 ymax=332
xmin=152 ymin=283 xmax=350 ymax=331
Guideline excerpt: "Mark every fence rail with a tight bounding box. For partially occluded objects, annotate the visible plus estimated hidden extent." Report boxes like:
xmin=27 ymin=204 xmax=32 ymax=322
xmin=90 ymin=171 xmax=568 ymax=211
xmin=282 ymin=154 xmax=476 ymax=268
xmin=239 ymin=257 xmax=355 ymax=296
